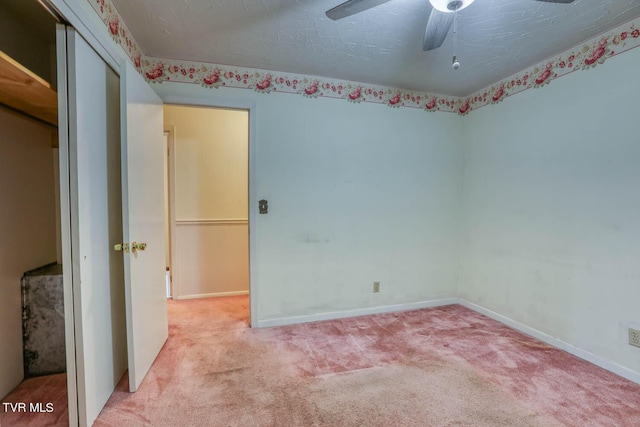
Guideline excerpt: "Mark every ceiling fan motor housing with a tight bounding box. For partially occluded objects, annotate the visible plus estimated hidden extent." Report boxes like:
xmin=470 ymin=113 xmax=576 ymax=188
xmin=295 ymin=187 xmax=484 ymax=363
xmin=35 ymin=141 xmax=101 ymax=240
xmin=447 ymin=1 xmax=463 ymax=11
xmin=429 ymin=0 xmax=475 ymax=12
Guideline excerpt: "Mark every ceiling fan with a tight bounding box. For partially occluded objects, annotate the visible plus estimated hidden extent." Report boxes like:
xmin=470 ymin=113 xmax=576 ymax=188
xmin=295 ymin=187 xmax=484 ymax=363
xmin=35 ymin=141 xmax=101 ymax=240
xmin=326 ymin=0 xmax=576 ymax=53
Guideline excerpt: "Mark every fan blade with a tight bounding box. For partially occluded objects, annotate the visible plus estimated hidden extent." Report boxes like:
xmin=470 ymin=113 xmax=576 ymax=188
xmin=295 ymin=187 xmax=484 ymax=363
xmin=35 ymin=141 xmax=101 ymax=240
xmin=423 ymin=9 xmax=454 ymax=51
xmin=534 ymin=0 xmax=575 ymax=3
xmin=326 ymin=0 xmax=393 ymax=20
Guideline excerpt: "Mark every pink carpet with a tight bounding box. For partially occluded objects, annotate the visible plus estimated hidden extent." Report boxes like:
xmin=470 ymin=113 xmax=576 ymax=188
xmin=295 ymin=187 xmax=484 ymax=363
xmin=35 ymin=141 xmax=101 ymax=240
xmin=92 ymin=296 xmax=640 ymax=426
xmin=0 ymin=374 xmax=68 ymax=427
xmin=4 ymin=296 xmax=640 ymax=426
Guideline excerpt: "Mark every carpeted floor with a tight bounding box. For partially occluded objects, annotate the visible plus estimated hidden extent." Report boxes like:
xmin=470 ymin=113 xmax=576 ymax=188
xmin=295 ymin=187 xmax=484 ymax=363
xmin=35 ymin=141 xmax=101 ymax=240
xmin=3 ymin=296 xmax=640 ymax=426
xmin=93 ymin=296 xmax=640 ymax=427
xmin=0 ymin=373 xmax=68 ymax=427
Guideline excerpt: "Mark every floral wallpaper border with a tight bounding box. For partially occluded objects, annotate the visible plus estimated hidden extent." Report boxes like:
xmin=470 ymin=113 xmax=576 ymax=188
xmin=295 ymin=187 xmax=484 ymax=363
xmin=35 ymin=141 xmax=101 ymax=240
xmin=463 ymin=21 xmax=640 ymax=115
xmin=90 ymin=0 xmax=144 ymax=71
xmin=88 ymin=0 xmax=640 ymax=116
xmin=141 ymin=61 xmax=464 ymax=112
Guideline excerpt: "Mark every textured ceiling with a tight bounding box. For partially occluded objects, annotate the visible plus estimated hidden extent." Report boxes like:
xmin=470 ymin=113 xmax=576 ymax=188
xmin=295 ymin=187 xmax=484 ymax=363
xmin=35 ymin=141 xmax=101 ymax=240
xmin=111 ymin=0 xmax=640 ymax=96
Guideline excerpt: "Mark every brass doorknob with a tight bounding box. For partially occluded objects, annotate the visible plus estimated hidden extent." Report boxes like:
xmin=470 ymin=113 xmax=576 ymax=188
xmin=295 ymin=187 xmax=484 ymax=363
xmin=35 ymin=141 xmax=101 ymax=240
xmin=114 ymin=243 xmax=130 ymax=253
xmin=131 ymin=242 xmax=147 ymax=251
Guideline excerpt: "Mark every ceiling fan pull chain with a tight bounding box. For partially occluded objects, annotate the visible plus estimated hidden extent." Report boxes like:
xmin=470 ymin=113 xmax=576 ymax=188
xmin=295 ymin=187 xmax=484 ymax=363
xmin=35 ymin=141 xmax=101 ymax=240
xmin=452 ymin=3 xmax=461 ymax=69
xmin=454 ymin=5 xmax=457 ymax=54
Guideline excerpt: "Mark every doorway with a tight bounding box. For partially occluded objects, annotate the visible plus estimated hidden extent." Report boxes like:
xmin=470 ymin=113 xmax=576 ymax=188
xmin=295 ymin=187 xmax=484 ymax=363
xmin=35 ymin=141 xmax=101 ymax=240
xmin=163 ymin=105 xmax=251 ymax=322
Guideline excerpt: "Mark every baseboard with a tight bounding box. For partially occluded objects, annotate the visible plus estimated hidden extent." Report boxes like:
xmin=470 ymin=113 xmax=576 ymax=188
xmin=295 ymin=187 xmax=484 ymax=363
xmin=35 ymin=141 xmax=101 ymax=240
xmin=459 ymin=299 xmax=640 ymax=385
xmin=174 ymin=290 xmax=249 ymax=300
xmin=255 ymin=298 xmax=459 ymax=328
xmin=249 ymin=295 xmax=640 ymax=384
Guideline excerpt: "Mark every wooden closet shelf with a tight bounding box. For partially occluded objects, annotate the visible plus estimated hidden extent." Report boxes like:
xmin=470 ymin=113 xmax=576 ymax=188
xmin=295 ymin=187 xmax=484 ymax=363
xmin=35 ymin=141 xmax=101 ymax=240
xmin=0 ymin=51 xmax=57 ymax=127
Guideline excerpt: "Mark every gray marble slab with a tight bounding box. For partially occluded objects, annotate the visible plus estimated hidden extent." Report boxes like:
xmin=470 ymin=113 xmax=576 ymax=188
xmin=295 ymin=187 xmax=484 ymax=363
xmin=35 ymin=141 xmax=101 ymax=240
xmin=22 ymin=263 xmax=66 ymax=377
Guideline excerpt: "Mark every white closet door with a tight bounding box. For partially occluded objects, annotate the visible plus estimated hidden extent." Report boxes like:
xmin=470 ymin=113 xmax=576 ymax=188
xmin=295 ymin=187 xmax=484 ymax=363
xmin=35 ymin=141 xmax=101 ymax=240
xmin=120 ymin=60 xmax=168 ymax=392
xmin=64 ymin=28 xmax=128 ymax=426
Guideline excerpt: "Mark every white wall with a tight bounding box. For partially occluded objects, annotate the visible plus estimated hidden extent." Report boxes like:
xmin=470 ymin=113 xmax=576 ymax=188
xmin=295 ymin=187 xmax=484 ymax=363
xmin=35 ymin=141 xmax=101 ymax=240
xmin=164 ymin=106 xmax=249 ymax=298
xmin=156 ymin=83 xmax=465 ymax=322
xmin=0 ymin=109 xmax=58 ymax=398
xmin=460 ymin=49 xmax=640 ymax=375
xmin=173 ymin=222 xmax=249 ymax=297
xmin=166 ymin=106 xmax=248 ymax=220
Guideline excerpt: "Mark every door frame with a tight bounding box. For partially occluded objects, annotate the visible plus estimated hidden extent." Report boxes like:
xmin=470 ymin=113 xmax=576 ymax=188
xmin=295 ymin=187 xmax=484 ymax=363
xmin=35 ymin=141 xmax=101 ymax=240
xmin=162 ymin=96 xmax=258 ymax=326
xmin=164 ymin=127 xmax=177 ymax=299
xmin=55 ymin=23 xmax=78 ymax=427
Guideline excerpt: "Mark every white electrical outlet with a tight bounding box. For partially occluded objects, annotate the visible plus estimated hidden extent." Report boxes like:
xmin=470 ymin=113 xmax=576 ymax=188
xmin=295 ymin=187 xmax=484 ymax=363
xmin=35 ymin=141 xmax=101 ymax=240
xmin=373 ymin=281 xmax=380 ymax=293
xmin=629 ymin=328 xmax=640 ymax=348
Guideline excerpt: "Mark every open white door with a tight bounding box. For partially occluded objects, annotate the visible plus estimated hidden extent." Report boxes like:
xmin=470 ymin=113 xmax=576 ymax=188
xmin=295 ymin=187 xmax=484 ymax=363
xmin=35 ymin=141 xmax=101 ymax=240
xmin=120 ymin=60 xmax=168 ymax=392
